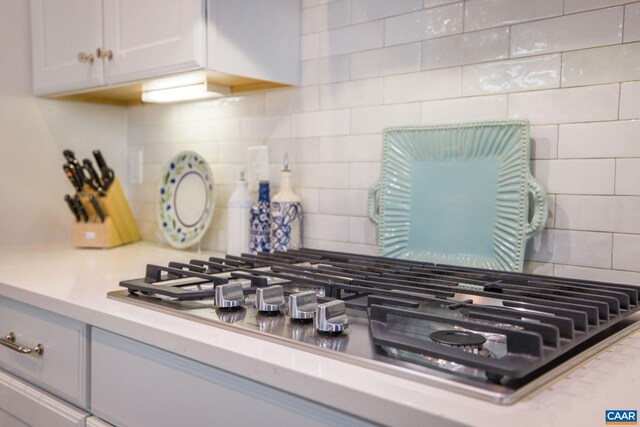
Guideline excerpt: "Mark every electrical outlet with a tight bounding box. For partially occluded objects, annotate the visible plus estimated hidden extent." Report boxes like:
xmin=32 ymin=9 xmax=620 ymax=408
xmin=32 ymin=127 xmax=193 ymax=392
xmin=128 ymin=148 xmax=143 ymax=185
xmin=246 ymin=146 xmax=269 ymax=191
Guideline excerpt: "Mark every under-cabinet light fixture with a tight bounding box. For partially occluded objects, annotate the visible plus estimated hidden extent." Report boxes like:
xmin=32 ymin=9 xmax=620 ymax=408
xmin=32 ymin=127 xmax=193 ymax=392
xmin=141 ymin=82 xmax=230 ymax=103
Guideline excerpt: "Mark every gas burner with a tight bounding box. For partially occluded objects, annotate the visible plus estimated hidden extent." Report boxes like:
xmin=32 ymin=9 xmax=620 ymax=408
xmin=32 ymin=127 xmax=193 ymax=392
xmin=430 ymin=329 xmax=486 ymax=353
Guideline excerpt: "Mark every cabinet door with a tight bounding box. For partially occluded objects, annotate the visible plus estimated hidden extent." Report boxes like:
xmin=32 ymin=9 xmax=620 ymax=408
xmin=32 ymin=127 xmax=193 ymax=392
xmin=0 ymin=369 xmax=88 ymax=427
xmin=102 ymin=0 xmax=206 ymax=84
xmin=91 ymin=328 xmax=374 ymax=427
xmin=30 ymin=0 xmax=105 ymax=95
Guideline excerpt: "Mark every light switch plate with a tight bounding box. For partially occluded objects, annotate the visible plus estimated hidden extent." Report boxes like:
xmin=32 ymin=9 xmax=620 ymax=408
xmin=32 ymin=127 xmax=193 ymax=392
xmin=128 ymin=148 xmax=143 ymax=184
xmin=246 ymin=146 xmax=269 ymax=191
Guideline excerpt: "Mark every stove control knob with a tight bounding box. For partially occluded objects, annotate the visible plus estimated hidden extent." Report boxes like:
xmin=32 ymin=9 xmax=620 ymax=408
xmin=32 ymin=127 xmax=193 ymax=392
xmin=254 ymin=285 xmax=285 ymax=315
xmin=288 ymin=291 xmax=317 ymax=322
xmin=215 ymin=282 xmax=245 ymax=309
xmin=315 ymin=300 xmax=349 ymax=335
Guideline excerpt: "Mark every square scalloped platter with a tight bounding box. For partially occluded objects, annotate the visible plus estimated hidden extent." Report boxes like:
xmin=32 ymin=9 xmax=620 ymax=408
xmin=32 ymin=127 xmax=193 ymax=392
xmin=376 ymin=121 xmax=535 ymax=271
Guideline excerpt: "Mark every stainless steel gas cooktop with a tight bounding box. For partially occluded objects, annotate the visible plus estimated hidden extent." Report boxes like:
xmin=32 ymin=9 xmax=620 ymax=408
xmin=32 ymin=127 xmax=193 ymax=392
xmin=109 ymin=248 xmax=640 ymax=404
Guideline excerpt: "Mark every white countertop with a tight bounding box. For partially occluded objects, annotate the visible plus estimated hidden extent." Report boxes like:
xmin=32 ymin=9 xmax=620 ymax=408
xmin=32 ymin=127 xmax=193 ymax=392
xmin=0 ymin=242 xmax=638 ymax=427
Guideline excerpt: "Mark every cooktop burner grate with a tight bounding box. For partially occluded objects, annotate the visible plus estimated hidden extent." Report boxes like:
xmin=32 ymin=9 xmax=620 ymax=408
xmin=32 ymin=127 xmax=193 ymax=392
xmin=114 ymin=247 xmax=640 ymax=403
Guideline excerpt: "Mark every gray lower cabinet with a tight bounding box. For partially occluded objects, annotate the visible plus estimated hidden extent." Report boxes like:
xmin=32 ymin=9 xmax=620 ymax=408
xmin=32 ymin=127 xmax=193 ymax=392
xmin=91 ymin=328 xmax=374 ymax=427
xmin=0 ymin=369 xmax=87 ymax=427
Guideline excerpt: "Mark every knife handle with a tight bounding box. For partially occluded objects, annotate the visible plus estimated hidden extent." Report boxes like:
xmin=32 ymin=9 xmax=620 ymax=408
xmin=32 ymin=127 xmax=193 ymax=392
xmin=64 ymin=194 xmax=81 ymax=222
xmin=63 ymin=164 xmax=83 ymax=192
xmin=89 ymin=194 xmax=105 ymax=223
xmin=73 ymin=195 xmax=89 ymax=222
xmin=92 ymin=150 xmax=114 ymax=191
xmin=63 ymin=149 xmax=76 ymax=163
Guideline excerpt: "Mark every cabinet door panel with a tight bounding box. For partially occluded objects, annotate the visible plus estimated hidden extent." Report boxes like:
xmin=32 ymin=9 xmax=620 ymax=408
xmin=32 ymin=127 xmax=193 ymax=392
xmin=0 ymin=297 xmax=89 ymax=407
xmin=0 ymin=369 xmax=87 ymax=427
xmin=30 ymin=0 xmax=105 ymax=94
xmin=103 ymin=0 xmax=206 ymax=84
xmin=91 ymin=328 xmax=373 ymax=427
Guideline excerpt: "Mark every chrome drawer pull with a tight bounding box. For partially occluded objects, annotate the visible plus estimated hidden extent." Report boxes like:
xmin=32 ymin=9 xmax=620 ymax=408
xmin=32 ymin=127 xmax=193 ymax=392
xmin=0 ymin=332 xmax=44 ymax=356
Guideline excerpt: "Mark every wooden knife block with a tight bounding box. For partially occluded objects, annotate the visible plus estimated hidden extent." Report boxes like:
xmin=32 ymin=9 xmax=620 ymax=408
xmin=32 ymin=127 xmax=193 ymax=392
xmin=72 ymin=178 xmax=141 ymax=248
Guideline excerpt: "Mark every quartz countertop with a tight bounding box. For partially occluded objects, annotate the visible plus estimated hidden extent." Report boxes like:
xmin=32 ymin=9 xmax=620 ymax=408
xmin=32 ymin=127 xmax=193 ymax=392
xmin=0 ymin=242 xmax=638 ymax=427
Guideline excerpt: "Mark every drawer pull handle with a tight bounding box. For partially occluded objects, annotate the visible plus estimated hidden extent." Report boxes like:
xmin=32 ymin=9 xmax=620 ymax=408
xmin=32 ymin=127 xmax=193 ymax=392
xmin=0 ymin=332 xmax=44 ymax=356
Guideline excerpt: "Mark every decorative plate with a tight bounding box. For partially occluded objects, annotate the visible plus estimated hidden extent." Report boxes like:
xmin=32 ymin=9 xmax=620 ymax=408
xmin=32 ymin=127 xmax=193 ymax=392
xmin=368 ymin=121 xmax=548 ymax=272
xmin=157 ymin=151 xmax=215 ymax=249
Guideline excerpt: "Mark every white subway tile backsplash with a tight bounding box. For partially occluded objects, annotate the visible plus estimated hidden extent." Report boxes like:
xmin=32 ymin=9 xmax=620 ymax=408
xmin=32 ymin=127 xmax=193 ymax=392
xmin=421 ymin=27 xmax=510 ymax=70
xmin=317 ymin=21 xmax=384 ymax=57
xmin=301 ymin=55 xmax=351 ymax=85
xmin=290 ymin=109 xmax=350 ymax=137
xmin=297 ymin=163 xmax=350 ymax=188
xmin=301 ymin=33 xmax=320 ymax=60
xmin=562 ymin=42 xmax=640 ymax=87
xmin=128 ymin=0 xmax=640 ymax=278
xmin=265 ymin=87 xmax=319 ymax=115
xmin=320 ymin=78 xmax=384 ymax=109
xmin=348 ymin=216 xmax=378 ymax=245
xmin=352 ymin=0 xmax=421 ymax=24
xmin=564 ymin=0 xmax=634 ymax=14
xmin=423 ymin=0 xmax=459 ymax=8
xmin=511 ymin=7 xmax=623 ymax=57
xmin=556 ymin=195 xmax=640 ymax=233
xmin=384 ymin=3 xmax=463 ymax=46
xmin=625 ymin=3 xmax=640 ymax=42
xmin=384 ymin=68 xmax=461 ymax=104
xmin=463 ymin=54 xmax=561 ymax=96
xmin=349 ymin=162 xmax=382 ymax=189
xmin=301 ymin=0 xmax=351 ymax=34
xmin=615 ymin=159 xmax=640 ymax=195
xmin=464 ymin=0 xmax=563 ymax=32
xmin=317 ymin=135 xmax=383 ymax=162
xmin=620 ymin=81 xmax=640 ymax=119
xmin=554 ymin=264 xmax=640 ymax=285
xmin=613 ymin=234 xmax=640 ymax=271
xmin=297 ymin=188 xmax=320 ymax=213
xmin=558 ymin=120 xmax=640 ymax=158
xmin=303 ymin=213 xmax=350 ymax=241
xmin=318 ymin=189 xmax=369 ymax=215
xmin=420 ymin=95 xmax=508 ymax=125
xmin=240 ymin=115 xmax=290 ymax=139
xmin=528 ymin=229 xmax=612 ymax=268
xmin=508 ymin=84 xmax=619 ymax=124
xmin=351 ymin=103 xmax=421 ymax=134
xmin=532 ymin=159 xmax=615 ymax=194
xmin=530 ymin=125 xmax=558 ymax=159
xmin=523 ymin=261 xmax=554 ymax=276
xmin=350 ymin=43 xmax=421 ymax=79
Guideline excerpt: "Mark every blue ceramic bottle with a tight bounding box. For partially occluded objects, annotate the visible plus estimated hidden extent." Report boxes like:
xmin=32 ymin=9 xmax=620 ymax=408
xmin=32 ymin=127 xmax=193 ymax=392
xmin=250 ymin=181 xmax=271 ymax=253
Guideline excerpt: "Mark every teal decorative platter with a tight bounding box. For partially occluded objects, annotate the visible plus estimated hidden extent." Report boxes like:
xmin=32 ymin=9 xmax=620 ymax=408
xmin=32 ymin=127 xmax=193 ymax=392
xmin=368 ymin=121 xmax=547 ymax=272
xmin=157 ymin=151 xmax=215 ymax=249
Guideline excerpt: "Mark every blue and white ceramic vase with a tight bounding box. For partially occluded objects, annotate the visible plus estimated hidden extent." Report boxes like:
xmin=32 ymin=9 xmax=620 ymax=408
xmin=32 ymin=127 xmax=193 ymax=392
xmin=271 ymin=154 xmax=302 ymax=252
xmin=250 ymin=181 xmax=271 ymax=254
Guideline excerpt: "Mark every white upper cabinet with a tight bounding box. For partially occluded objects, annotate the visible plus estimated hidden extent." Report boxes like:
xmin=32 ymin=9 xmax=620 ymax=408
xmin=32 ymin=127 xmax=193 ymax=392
xmin=30 ymin=0 xmax=300 ymax=101
xmin=31 ymin=0 xmax=105 ymax=95
xmin=103 ymin=0 xmax=206 ymax=84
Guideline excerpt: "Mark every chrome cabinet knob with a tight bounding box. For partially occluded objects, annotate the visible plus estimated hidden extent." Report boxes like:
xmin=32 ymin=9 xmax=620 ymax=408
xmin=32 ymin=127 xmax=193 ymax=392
xmin=77 ymin=52 xmax=94 ymax=63
xmin=96 ymin=48 xmax=113 ymax=60
xmin=254 ymin=285 xmax=285 ymax=315
xmin=288 ymin=291 xmax=317 ymax=322
xmin=215 ymin=282 xmax=245 ymax=309
xmin=315 ymin=300 xmax=349 ymax=335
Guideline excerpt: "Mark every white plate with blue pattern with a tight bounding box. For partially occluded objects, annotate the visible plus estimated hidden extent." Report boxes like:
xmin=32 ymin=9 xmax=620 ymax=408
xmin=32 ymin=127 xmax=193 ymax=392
xmin=157 ymin=151 xmax=215 ymax=249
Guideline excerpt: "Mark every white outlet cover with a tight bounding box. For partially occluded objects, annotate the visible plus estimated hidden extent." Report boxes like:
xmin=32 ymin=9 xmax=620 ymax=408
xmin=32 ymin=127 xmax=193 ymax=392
xmin=128 ymin=148 xmax=143 ymax=185
xmin=246 ymin=146 xmax=269 ymax=192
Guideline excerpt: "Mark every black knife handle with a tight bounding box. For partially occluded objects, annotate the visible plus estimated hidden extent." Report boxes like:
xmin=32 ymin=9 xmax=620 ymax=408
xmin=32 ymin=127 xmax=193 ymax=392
xmin=73 ymin=196 xmax=89 ymax=222
xmin=92 ymin=150 xmax=108 ymax=171
xmin=63 ymin=164 xmax=83 ymax=192
xmin=63 ymin=149 xmax=76 ymax=163
xmin=81 ymin=159 xmax=106 ymax=196
xmin=92 ymin=150 xmax=115 ymax=190
xmin=89 ymin=194 xmax=106 ymax=222
xmin=64 ymin=194 xmax=81 ymax=222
